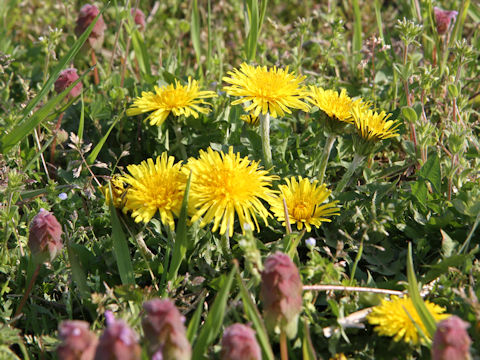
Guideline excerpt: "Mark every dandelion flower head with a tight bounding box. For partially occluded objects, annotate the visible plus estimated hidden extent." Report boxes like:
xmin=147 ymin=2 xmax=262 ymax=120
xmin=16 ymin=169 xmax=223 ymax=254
xmin=223 ymin=63 xmax=310 ymax=118
xmin=367 ymin=296 xmax=449 ymax=345
xmin=269 ymin=176 xmax=340 ymax=232
xmin=126 ymin=77 xmax=217 ymax=126
xmin=121 ymin=153 xmax=187 ymax=228
xmin=101 ymin=175 xmax=127 ymax=209
xmin=352 ymin=105 xmax=400 ymax=142
xmin=308 ymin=87 xmax=367 ymax=124
xmin=185 ymin=147 xmax=277 ymax=237
xmin=240 ymin=113 xmax=260 ymax=126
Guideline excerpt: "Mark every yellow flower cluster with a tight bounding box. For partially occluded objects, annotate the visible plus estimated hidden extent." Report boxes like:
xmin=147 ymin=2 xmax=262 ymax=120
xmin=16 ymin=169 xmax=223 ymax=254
xmin=103 ymin=148 xmax=339 ymax=236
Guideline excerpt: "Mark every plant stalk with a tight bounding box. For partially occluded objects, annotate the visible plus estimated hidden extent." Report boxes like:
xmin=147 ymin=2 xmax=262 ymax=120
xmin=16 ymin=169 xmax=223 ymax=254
xmin=335 ymin=153 xmax=365 ymax=193
xmin=316 ymin=133 xmax=336 ymax=184
xmin=280 ymin=330 xmax=288 ymax=360
xmin=259 ymin=112 xmax=273 ymax=169
xmin=13 ymin=263 xmax=40 ymax=322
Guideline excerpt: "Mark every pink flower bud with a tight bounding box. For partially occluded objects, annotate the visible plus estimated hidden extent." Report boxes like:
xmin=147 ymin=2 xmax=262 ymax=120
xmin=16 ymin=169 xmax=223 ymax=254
xmin=432 ymin=315 xmax=471 ymax=360
xmin=260 ymin=252 xmax=303 ymax=338
xmin=75 ymin=4 xmax=106 ymax=49
xmin=28 ymin=208 xmax=63 ymax=262
xmin=94 ymin=311 xmax=141 ymax=360
xmin=220 ymin=324 xmax=261 ymax=360
xmin=131 ymin=8 xmax=146 ymax=31
xmin=55 ymin=68 xmax=83 ymax=99
xmin=57 ymin=320 xmax=98 ymax=360
xmin=142 ymin=299 xmax=191 ymax=360
xmin=434 ymin=7 xmax=458 ymax=35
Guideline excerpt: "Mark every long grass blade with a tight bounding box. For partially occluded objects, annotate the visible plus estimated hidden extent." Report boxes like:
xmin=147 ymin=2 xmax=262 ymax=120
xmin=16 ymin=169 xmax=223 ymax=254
xmin=352 ymin=0 xmax=362 ymax=65
xmin=187 ymin=293 xmax=206 ymax=344
xmin=192 ymin=267 xmax=235 ymax=360
xmin=86 ymin=115 xmax=121 ymax=164
xmin=191 ymin=0 xmax=202 ymax=65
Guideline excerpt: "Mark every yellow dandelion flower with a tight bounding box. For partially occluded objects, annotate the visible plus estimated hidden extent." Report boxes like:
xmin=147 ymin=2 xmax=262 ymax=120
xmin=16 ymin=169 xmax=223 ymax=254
xmin=330 ymin=354 xmax=348 ymax=360
xmin=367 ymin=296 xmax=449 ymax=345
xmin=308 ymin=87 xmax=366 ymax=123
xmin=121 ymin=153 xmax=187 ymax=228
xmin=126 ymin=77 xmax=217 ymax=126
xmin=269 ymin=176 xmax=340 ymax=232
xmin=351 ymin=105 xmax=400 ymax=142
xmin=240 ymin=113 xmax=260 ymax=126
xmin=100 ymin=175 xmax=127 ymax=208
xmin=222 ymin=63 xmax=310 ymax=118
xmin=185 ymin=146 xmax=277 ymax=237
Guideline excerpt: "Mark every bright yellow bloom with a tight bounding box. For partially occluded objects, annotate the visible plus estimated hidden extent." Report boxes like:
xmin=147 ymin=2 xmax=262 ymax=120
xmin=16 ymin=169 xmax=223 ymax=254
xmin=329 ymin=354 xmax=347 ymax=360
xmin=126 ymin=77 xmax=217 ymax=126
xmin=308 ymin=87 xmax=366 ymax=123
xmin=185 ymin=147 xmax=277 ymax=237
xmin=367 ymin=296 xmax=449 ymax=345
xmin=269 ymin=176 xmax=339 ymax=232
xmin=222 ymin=63 xmax=310 ymax=118
xmin=351 ymin=105 xmax=400 ymax=141
xmin=121 ymin=153 xmax=187 ymax=228
xmin=240 ymin=113 xmax=260 ymax=126
xmin=101 ymin=175 xmax=127 ymax=208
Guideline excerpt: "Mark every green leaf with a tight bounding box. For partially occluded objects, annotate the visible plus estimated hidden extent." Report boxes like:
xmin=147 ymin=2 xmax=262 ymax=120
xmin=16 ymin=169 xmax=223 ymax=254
xmin=109 ymin=203 xmax=135 ymax=285
xmin=352 ymin=0 xmax=362 ymax=64
xmin=301 ymin=318 xmax=317 ymax=360
xmin=245 ymin=0 xmax=259 ymax=61
xmin=192 ymin=267 xmax=235 ymax=360
xmin=418 ymin=153 xmax=441 ymax=193
xmin=128 ymin=24 xmax=151 ymax=77
xmin=411 ymin=181 xmax=427 ymax=207
xmin=402 ymin=106 xmax=418 ymax=124
xmin=86 ymin=115 xmax=121 ymax=164
xmin=235 ymin=267 xmax=274 ymax=360
xmin=66 ymin=240 xmax=90 ymax=300
xmin=191 ymin=0 xmax=201 ymax=65
xmin=423 ymin=254 xmax=470 ymax=283
xmin=187 ymin=293 xmax=206 ymax=344
xmin=406 ymin=243 xmax=437 ymax=339
xmin=167 ymin=173 xmax=192 ymax=282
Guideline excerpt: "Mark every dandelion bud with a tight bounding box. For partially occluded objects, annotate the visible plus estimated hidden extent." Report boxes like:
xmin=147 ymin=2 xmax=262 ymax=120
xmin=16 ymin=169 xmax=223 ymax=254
xmin=75 ymin=4 xmax=106 ymax=49
xmin=220 ymin=323 xmax=261 ymax=360
xmin=434 ymin=7 xmax=458 ymax=35
xmin=131 ymin=8 xmax=146 ymax=31
xmin=57 ymin=320 xmax=98 ymax=360
xmin=432 ymin=315 xmax=471 ymax=360
xmin=94 ymin=311 xmax=141 ymax=360
xmin=142 ymin=299 xmax=191 ymax=360
xmin=28 ymin=208 xmax=63 ymax=262
xmin=260 ymin=252 xmax=303 ymax=338
xmin=54 ymin=68 xmax=83 ymax=99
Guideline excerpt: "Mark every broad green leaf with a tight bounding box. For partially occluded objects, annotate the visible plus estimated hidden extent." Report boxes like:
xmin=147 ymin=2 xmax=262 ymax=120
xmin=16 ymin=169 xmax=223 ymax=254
xmin=109 ymin=202 xmax=135 ymax=285
xmin=411 ymin=181 xmax=427 ymax=206
xmin=66 ymin=240 xmax=90 ymax=300
xmin=192 ymin=267 xmax=235 ymax=360
xmin=418 ymin=153 xmax=441 ymax=193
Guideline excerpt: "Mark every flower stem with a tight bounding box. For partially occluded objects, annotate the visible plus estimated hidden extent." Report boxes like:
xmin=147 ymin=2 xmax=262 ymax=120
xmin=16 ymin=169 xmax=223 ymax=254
xmin=259 ymin=112 xmax=273 ymax=169
xmin=316 ymin=133 xmax=336 ymax=184
xmin=349 ymin=239 xmax=363 ymax=286
xmin=91 ymin=50 xmax=99 ymax=85
xmin=13 ymin=262 xmax=40 ymax=323
xmin=280 ymin=330 xmax=288 ymax=360
xmin=173 ymin=124 xmax=187 ymax=160
xmin=335 ymin=153 xmax=365 ymax=193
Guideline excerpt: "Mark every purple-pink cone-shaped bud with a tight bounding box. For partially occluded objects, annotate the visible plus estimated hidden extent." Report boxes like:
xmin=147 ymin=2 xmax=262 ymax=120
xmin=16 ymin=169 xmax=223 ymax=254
xmin=75 ymin=4 xmax=106 ymax=49
xmin=131 ymin=8 xmax=146 ymax=31
xmin=55 ymin=68 xmax=83 ymax=99
xmin=434 ymin=7 xmax=458 ymax=35
xmin=28 ymin=208 xmax=63 ymax=262
xmin=432 ymin=316 xmax=471 ymax=360
xmin=220 ymin=324 xmax=261 ymax=360
xmin=260 ymin=252 xmax=303 ymax=338
xmin=142 ymin=299 xmax=191 ymax=360
xmin=94 ymin=311 xmax=141 ymax=360
xmin=57 ymin=320 xmax=98 ymax=360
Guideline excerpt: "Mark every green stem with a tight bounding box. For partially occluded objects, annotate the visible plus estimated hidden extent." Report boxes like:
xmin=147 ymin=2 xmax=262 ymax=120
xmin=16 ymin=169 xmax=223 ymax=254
xmin=259 ymin=112 xmax=273 ymax=169
xmin=349 ymin=240 xmax=363 ymax=286
xmin=316 ymin=133 xmax=336 ymax=184
xmin=173 ymin=124 xmax=187 ymax=160
xmin=335 ymin=153 xmax=365 ymax=193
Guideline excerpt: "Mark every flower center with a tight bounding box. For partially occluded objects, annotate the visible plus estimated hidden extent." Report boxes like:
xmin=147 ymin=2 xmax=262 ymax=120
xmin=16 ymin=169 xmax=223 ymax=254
xmin=291 ymin=201 xmax=313 ymax=220
xmin=161 ymin=88 xmax=190 ymax=109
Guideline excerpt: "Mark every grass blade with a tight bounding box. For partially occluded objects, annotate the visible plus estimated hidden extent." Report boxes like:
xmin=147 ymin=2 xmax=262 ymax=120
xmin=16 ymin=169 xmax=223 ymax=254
xmin=245 ymin=0 xmax=259 ymax=61
xmin=235 ymin=264 xmax=274 ymax=360
xmin=78 ymin=94 xmax=85 ymax=140
xmin=1 ymin=69 xmax=89 ymax=153
xmin=406 ymin=243 xmax=437 ymax=338
xmin=191 ymin=0 xmax=202 ymax=65
xmin=65 ymin=239 xmax=89 ymax=301
xmin=187 ymin=293 xmax=206 ymax=344
xmin=167 ymin=173 xmax=192 ymax=282
xmin=128 ymin=23 xmax=151 ymax=77
xmin=192 ymin=267 xmax=235 ymax=360
xmin=109 ymin=202 xmax=135 ymax=285
xmin=352 ymin=0 xmax=362 ymax=65
xmin=86 ymin=115 xmax=121 ymax=164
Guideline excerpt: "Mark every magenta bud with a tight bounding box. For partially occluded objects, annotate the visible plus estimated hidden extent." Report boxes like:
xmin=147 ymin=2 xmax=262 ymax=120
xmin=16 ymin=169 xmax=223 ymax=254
xmin=75 ymin=4 xmax=106 ymax=49
xmin=57 ymin=320 xmax=98 ymax=360
xmin=131 ymin=8 xmax=146 ymax=31
xmin=260 ymin=252 xmax=303 ymax=338
xmin=142 ymin=299 xmax=191 ymax=360
xmin=94 ymin=311 xmax=141 ymax=360
xmin=434 ymin=7 xmax=458 ymax=35
xmin=28 ymin=208 xmax=63 ymax=262
xmin=432 ymin=315 xmax=471 ymax=360
xmin=55 ymin=68 xmax=83 ymax=99
xmin=220 ymin=324 xmax=261 ymax=360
